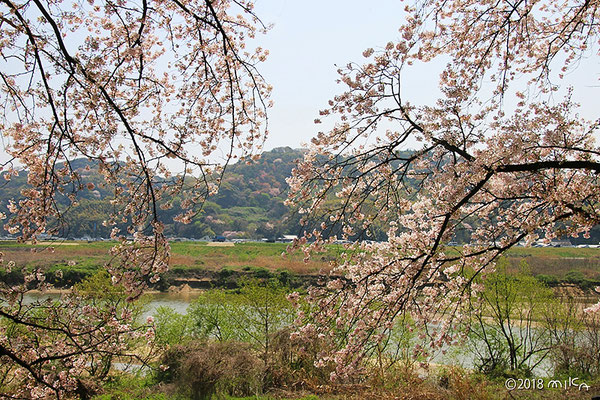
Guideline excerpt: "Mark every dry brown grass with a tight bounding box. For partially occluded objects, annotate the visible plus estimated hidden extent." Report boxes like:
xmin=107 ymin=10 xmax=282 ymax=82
xmin=35 ymin=241 xmax=80 ymax=246
xmin=4 ymin=241 xmax=599 ymax=283
xmin=168 ymin=254 xmax=197 ymax=267
xmin=227 ymin=255 xmax=330 ymax=275
xmin=300 ymin=370 xmax=600 ymax=400
xmin=505 ymin=248 xmax=600 ymax=279
xmin=0 ymin=244 xmax=109 ymax=269
xmin=206 ymin=242 xmax=235 ymax=247
xmin=0 ymin=241 xmax=332 ymax=277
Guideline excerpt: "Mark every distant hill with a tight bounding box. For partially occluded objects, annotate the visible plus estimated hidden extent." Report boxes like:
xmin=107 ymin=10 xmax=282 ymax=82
xmin=0 ymin=147 xmax=306 ymax=240
xmin=2 ymin=147 xmax=599 ymax=244
xmin=167 ymin=146 xmax=306 ymax=239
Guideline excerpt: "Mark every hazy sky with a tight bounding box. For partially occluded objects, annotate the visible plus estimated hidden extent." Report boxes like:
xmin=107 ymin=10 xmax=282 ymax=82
xmin=2 ymin=0 xmax=597 ymax=163
xmin=252 ymin=0 xmax=599 ymax=152
xmin=252 ymin=0 xmax=412 ymax=150
xmin=0 ymin=1 xmax=419 ymax=167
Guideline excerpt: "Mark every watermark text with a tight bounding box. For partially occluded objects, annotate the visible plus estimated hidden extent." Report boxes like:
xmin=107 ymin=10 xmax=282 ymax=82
xmin=504 ymin=377 xmax=590 ymax=391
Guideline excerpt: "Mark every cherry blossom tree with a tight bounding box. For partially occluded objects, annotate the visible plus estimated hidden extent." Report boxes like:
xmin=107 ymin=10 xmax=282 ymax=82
xmin=287 ymin=0 xmax=600 ymax=380
xmin=0 ymin=0 xmax=269 ymax=396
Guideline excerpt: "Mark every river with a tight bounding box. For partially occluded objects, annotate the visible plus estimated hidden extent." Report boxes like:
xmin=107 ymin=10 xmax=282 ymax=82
xmin=19 ymin=291 xmax=600 ymax=377
xmin=22 ymin=291 xmax=198 ymax=320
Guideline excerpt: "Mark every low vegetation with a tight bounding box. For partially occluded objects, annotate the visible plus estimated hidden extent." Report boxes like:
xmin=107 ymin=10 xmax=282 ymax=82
xmin=1 ymin=242 xmax=599 ymax=398
xmin=1 ymin=241 xmax=599 ymax=292
xmin=83 ymin=267 xmax=600 ymax=400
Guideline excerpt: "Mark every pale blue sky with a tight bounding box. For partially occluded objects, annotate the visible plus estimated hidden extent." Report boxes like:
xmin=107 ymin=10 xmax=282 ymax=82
xmin=1 ymin=1 xmax=597 ymax=164
xmin=252 ymin=0 xmax=599 ymax=151
xmin=253 ymin=0 xmax=415 ymax=150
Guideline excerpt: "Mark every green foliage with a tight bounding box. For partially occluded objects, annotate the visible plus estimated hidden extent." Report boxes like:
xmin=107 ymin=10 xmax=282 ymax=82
xmin=92 ymin=373 xmax=186 ymax=400
xmin=565 ymin=270 xmax=586 ymax=285
xmin=150 ymin=282 xmax=329 ymax=394
xmin=275 ymin=268 xmax=297 ymax=287
xmin=153 ymin=306 xmax=192 ymax=346
xmin=189 ymin=289 xmax=242 ymax=342
xmin=223 ymin=397 xmax=320 ymax=400
xmin=73 ymin=271 xmax=148 ymax=379
xmin=93 ymin=393 xmax=177 ymax=400
xmin=468 ymin=260 xmax=554 ymax=377
xmin=216 ymin=267 xmax=240 ymax=288
xmin=9 ymin=241 xmax=598 ymax=291
xmin=241 ymin=266 xmax=273 ymax=279
xmin=380 ymin=313 xmax=424 ymax=371
xmin=543 ymin=296 xmax=600 ymax=379
xmin=564 ymin=269 xmax=600 ymax=289
xmin=0 ymin=148 xmax=306 ymax=240
xmin=234 ymin=279 xmax=295 ymax=357
xmin=188 ymin=279 xmax=295 ymax=358
xmin=73 ymin=270 xmax=149 ymax=322
xmin=75 ymin=269 xmax=125 ymax=300
xmin=535 ymin=274 xmax=559 ymax=285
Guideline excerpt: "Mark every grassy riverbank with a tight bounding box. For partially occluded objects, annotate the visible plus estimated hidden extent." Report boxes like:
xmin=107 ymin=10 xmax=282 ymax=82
xmin=2 ymin=243 xmax=599 ymax=399
xmin=93 ymin=369 xmax=600 ymax=400
xmin=1 ymin=241 xmax=599 ymax=291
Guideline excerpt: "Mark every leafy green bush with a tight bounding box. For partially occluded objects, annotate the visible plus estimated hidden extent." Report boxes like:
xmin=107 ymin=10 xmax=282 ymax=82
xmin=544 ymin=296 xmax=600 ymax=379
xmin=248 ymin=266 xmax=273 ymax=279
xmin=234 ymin=278 xmax=295 ymax=358
xmin=153 ymin=306 xmax=192 ymax=346
xmin=216 ymin=267 xmax=238 ymax=288
xmin=275 ymin=269 xmax=298 ymax=287
xmin=188 ymin=279 xmax=295 ymax=357
xmin=536 ymin=274 xmax=559 ymax=286
xmin=189 ymin=289 xmax=241 ymax=342
xmin=72 ymin=271 xmax=149 ymax=380
xmin=468 ymin=261 xmax=554 ymax=377
xmin=565 ymin=270 xmax=586 ymax=285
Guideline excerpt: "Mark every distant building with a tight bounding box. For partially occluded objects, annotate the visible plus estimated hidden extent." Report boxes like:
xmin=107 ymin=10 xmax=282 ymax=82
xmin=279 ymin=235 xmax=298 ymax=243
xmin=549 ymin=239 xmax=573 ymax=247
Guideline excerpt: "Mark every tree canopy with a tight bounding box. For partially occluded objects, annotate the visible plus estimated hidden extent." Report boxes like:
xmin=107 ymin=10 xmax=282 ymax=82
xmin=287 ymin=0 xmax=600 ymax=379
xmin=0 ymin=0 xmax=269 ymax=396
xmin=1 ymin=0 xmax=600 ymax=395
xmin=0 ymin=0 xmax=270 ymax=289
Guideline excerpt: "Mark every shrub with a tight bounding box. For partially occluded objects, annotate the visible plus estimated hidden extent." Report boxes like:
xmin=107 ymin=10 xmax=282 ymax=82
xmin=157 ymin=341 xmax=263 ymax=400
xmin=216 ymin=267 xmax=238 ymax=288
xmin=264 ymin=328 xmax=334 ymax=390
xmin=434 ymin=368 xmax=490 ymax=400
xmin=188 ymin=279 xmax=295 ymax=359
xmin=188 ymin=289 xmax=241 ymax=342
xmin=153 ymin=306 xmax=192 ymax=346
xmin=536 ymin=274 xmax=559 ymax=286
xmin=235 ymin=278 xmax=295 ymax=361
xmin=545 ymin=296 xmax=600 ymax=379
xmin=468 ymin=261 xmax=554 ymax=377
xmin=565 ymin=270 xmax=586 ymax=285
xmin=275 ymin=269 xmax=298 ymax=287
xmin=249 ymin=266 xmax=273 ymax=279
xmin=72 ymin=271 xmax=148 ymax=380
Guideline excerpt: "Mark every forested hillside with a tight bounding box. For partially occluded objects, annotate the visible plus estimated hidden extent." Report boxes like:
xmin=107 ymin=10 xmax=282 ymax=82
xmin=2 ymin=146 xmax=599 ymax=243
xmin=0 ymin=147 xmax=304 ymax=240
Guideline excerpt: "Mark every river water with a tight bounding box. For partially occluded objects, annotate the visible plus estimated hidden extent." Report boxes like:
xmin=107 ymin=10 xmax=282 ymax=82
xmin=20 ymin=291 xmax=598 ymax=377
xmin=23 ymin=291 xmax=199 ymax=320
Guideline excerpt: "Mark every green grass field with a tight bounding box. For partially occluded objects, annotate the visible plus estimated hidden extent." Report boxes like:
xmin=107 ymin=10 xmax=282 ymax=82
xmin=0 ymin=241 xmax=599 ymax=288
xmin=0 ymin=241 xmax=341 ymax=287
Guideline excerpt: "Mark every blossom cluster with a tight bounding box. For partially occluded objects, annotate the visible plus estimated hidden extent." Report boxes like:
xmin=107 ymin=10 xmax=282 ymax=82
xmin=0 ymin=0 xmax=269 ymax=396
xmin=287 ymin=0 xmax=600 ymax=378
